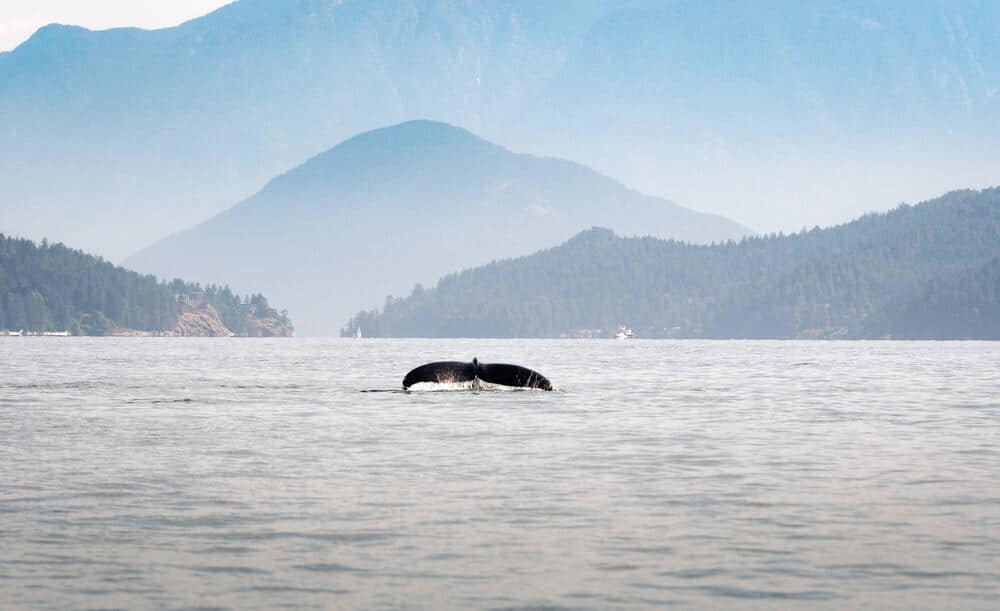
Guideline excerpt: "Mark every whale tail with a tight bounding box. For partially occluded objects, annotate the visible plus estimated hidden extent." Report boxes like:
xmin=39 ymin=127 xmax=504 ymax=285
xmin=402 ymin=361 xmax=476 ymax=389
xmin=402 ymin=359 xmax=553 ymax=391
xmin=477 ymin=363 xmax=553 ymax=391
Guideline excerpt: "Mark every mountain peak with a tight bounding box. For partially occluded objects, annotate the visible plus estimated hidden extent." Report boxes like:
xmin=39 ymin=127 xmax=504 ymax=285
xmin=567 ymin=227 xmax=618 ymax=244
xmin=16 ymin=23 xmax=91 ymax=51
xmin=334 ymin=120 xmax=496 ymax=155
xmin=263 ymin=120 xmax=507 ymax=196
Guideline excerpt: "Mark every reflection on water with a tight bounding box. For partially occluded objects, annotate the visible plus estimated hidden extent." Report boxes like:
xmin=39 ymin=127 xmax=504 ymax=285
xmin=1 ymin=339 xmax=998 ymax=609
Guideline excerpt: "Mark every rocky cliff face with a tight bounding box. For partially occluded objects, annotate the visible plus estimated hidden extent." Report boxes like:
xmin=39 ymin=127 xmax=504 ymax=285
xmin=249 ymin=315 xmax=294 ymax=338
xmin=174 ymin=305 xmax=235 ymax=337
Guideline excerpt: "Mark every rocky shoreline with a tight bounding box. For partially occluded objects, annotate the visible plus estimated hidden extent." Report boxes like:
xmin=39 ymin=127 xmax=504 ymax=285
xmin=108 ymin=303 xmax=293 ymax=337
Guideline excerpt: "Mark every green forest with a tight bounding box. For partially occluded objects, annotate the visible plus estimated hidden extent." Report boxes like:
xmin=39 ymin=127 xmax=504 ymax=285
xmin=0 ymin=235 xmax=290 ymax=336
xmin=345 ymin=188 xmax=1000 ymax=340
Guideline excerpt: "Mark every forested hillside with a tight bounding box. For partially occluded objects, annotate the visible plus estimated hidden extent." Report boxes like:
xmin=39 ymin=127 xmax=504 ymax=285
xmin=0 ymin=235 xmax=291 ymax=336
xmin=345 ymin=188 xmax=1000 ymax=339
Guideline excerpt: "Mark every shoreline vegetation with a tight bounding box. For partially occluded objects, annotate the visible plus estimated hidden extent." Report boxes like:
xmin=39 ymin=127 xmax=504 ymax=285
xmin=0 ymin=235 xmax=292 ymax=337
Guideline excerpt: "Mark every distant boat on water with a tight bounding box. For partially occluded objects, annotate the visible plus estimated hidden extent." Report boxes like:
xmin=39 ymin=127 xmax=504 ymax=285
xmin=615 ymin=326 xmax=636 ymax=340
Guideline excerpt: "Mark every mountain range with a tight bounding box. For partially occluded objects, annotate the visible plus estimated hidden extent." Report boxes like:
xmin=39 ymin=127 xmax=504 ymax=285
xmin=0 ymin=0 xmax=622 ymax=258
xmin=3 ymin=0 xmax=999 ymax=259
xmin=126 ymin=120 xmax=749 ymax=336
xmin=345 ymin=188 xmax=1000 ymax=339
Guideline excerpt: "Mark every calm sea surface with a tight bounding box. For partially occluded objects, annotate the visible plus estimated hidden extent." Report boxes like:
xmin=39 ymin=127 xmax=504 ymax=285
xmin=1 ymin=339 xmax=998 ymax=609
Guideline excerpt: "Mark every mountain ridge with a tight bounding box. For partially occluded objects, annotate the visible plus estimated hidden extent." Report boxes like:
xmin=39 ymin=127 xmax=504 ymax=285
xmin=4 ymin=0 xmax=1000 ymax=258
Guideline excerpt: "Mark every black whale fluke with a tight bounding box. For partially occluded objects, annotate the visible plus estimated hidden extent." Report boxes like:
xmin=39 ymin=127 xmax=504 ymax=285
xmin=402 ymin=361 xmax=476 ymax=389
xmin=402 ymin=357 xmax=553 ymax=391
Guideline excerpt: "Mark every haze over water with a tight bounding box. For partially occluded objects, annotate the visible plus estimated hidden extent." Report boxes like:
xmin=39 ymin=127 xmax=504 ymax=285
xmin=2 ymin=339 xmax=999 ymax=609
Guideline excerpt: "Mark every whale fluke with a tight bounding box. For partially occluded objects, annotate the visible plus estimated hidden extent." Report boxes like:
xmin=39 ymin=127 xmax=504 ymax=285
xmin=477 ymin=363 xmax=553 ymax=390
xmin=402 ymin=358 xmax=553 ymax=391
xmin=402 ymin=361 xmax=476 ymax=388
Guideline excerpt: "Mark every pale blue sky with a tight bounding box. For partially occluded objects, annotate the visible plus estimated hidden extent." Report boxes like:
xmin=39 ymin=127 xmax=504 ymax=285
xmin=0 ymin=0 xmax=231 ymax=51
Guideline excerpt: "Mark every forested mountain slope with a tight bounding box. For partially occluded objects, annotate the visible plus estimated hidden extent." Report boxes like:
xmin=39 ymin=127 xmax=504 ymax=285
xmin=345 ymin=188 xmax=1000 ymax=339
xmin=0 ymin=235 xmax=291 ymax=336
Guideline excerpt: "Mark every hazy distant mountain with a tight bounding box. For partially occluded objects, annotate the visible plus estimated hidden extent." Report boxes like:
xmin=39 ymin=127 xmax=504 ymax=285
xmin=515 ymin=0 xmax=1000 ymax=230
xmin=125 ymin=120 xmax=749 ymax=336
xmin=346 ymin=188 xmax=1000 ymax=340
xmin=3 ymin=0 xmax=999 ymax=258
xmin=0 ymin=0 xmax=621 ymax=259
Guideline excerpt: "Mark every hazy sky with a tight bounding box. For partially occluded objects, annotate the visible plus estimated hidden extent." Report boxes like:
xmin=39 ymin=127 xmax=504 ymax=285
xmin=0 ymin=0 xmax=231 ymax=51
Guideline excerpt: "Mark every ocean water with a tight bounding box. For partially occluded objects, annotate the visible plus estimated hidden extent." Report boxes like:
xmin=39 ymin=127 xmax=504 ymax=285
xmin=1 ymin=338 xmax=998 ymax=609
